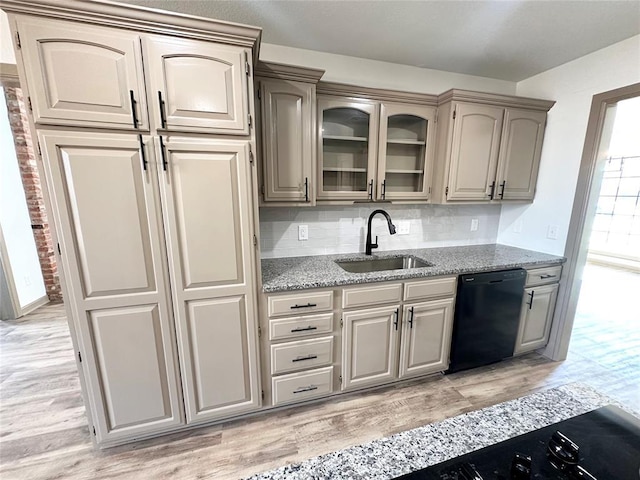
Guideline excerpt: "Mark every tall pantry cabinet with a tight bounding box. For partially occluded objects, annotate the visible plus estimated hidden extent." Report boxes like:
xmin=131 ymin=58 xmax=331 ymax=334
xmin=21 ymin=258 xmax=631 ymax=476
xmin=3 ymin=0 xmax=263 ymax=445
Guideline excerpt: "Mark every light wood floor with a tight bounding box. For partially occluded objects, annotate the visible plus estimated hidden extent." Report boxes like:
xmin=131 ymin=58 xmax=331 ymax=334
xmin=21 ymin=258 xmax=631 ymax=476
xmin=0 ymin=264 xmax=638 ymax=480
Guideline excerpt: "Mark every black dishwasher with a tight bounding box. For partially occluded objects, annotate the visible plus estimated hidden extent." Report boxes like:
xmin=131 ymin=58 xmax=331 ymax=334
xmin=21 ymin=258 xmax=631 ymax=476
xmin=447 ymin=269 xmax=526 ymax=374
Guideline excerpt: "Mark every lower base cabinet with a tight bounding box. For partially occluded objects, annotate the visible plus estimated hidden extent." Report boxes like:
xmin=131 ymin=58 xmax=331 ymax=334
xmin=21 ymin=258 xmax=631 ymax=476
xmin=514 ymin=283 xmax=559 ymax=354
xmin=399 ymin=298 xmax=454 ymax=378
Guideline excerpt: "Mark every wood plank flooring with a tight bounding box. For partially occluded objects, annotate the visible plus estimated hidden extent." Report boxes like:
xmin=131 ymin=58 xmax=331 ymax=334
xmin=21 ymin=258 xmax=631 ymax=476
xmin=0 ymin=264 xmax=637 ymax=480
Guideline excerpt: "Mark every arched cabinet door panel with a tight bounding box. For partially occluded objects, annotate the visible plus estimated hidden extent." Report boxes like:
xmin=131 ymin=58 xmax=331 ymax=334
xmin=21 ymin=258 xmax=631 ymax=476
xmin=447 ymin=102 xmax=504 ymax=201
xmin=143 ymin=36 xmax=249 ymax=134
xmin=16 ymin=16 xmax=147 ymax=130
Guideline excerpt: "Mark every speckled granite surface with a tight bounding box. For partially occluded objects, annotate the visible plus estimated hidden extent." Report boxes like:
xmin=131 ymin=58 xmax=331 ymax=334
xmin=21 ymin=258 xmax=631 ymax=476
xmin=244 ymin=383 xmax=634 ymax=480
xmin=261 ymin=244 xmax=565 ymax=292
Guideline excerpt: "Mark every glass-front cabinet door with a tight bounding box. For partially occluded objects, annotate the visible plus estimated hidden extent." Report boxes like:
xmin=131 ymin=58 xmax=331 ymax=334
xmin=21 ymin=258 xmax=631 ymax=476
xmin=317 ymin=97 xmax=379 ymax=200
xmin=376 ymin=103 xmax=436 ymax=201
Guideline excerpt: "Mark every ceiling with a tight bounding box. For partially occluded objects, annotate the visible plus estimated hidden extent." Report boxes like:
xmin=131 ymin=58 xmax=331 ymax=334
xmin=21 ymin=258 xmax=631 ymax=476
xmin=122 ymin=0 xmax=640 ymax=82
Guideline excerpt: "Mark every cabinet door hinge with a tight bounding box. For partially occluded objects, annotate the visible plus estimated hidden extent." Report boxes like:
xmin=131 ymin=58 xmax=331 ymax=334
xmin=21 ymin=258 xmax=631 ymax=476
xmin=261 ymin=184 xmax=265 ymax=195
xmin=248 ymin=114 xmax=252 ymax=128
xmin=36 ymin=141 xmax=42 ymax=156
xmin=428 ymin=186 xmax=432 ymax=194
xmin=257 ymin=88 xmax=261 ymax=101
xmin=253 ymin=234 xmax=257 ymax=246
xmin=78 ymin=351 xmax=82 ymax=363
xmin=57 ymin=243 xmax=61 ymax=255
xmin=339 ymin=375 xmax=342 ymax=385
xmin=257 ymin=325 xmax=261 ymax=338
xmin=261 ymin=389 xmax=265 ymax=400
xmin=452 ymin=109 xmax=456 ymax=120
xmin=340 ymin=318 xmax=343 ymax=328
xmin=445 ymin=186 xmax=449 ymax=197
xmin=27 ymin=96 xmax=33 ymax=112
xmin=245 ymin=61 xmax=250 ymax=76
xmin=248 ymin=144 xmax=254 ymax=164
xmin=15 ymin=31 xmax=21 ymax=49
xmin=92 ymin=426 xmax=96 ymax=436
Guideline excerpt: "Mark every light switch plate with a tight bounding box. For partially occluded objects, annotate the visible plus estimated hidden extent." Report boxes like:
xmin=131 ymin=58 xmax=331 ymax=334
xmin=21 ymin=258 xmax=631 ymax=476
xmin=470 ymin=218 xmax=479 ymax=232
xmin=397 ymin=220 xmax=411 ymax=235
xmin=514 ymin=219 xmax=523 ymax=234
xmin=298 ymin=224 xmax=308 ymax=241
xmin=547 ymin=225 xmax=559 ymax=240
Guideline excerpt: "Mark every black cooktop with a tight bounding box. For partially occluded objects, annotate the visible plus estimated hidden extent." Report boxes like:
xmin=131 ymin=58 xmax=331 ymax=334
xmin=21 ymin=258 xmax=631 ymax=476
xmin=395 ymin=405 xmax=640 ymax=480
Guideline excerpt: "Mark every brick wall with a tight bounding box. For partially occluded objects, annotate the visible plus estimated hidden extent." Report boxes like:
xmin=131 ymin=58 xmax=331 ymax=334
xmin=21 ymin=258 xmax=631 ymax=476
xmin=3 ymin=87 xmax=62 ymax=302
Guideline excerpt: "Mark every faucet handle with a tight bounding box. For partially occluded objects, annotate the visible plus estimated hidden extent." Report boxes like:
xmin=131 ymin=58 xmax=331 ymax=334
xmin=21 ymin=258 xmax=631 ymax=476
xmin=372 ymin=235 xmax=379 ymax=249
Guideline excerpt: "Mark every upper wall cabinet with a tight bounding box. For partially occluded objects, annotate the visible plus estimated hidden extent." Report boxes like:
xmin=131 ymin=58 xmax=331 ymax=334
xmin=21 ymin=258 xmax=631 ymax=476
xmin=143 ymin=36 xmax=250 ymax=134
xmin=256 ymin=62 xmax=324 ymax=205
xmin=316 ymin=83 xmax=438 ymax=202
xmin=317 ymin=96 xmax=379 ymax=201
xmin=432 ymin=90 xmax=554 ymax=203
xmin=377 ymin=103 xmax=436 ymax=201
xmin=15 ymin=16 xmax=148 ymax=130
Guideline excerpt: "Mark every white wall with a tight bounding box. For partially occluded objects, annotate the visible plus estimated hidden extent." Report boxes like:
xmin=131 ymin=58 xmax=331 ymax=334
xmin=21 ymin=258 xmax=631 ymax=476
xmin=0 ymin=87 xmax=46 ymax=308
xmin=498 ymin=35 xmax=640 ymax=255
xmin=260 ymin=204 xmax=501 ymax=258
xmin=1 ymin=11 xmax=16 ymax=64
xmin=260 ymin=43 xmax=516 ymax=95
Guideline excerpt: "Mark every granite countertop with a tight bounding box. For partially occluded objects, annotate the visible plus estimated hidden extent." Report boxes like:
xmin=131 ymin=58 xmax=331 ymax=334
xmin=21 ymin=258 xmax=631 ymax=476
xmin=261 ymin=244 xmax=565 ymax=293
xmin=245 ymin=383 xmax=634 ymax=480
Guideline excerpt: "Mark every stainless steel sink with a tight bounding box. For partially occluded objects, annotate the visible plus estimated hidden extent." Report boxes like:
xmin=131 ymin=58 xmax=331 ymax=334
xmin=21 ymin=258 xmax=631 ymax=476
xmin=335 ymin=255 xmax=434 ymax=273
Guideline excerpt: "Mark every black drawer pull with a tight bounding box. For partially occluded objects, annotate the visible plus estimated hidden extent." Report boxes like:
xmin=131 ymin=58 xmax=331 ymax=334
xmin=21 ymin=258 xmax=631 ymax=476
xmin=527 ymin=290 xmax=535 ymax=309
xmin=290 ymin=303 xmax=317 ymax=309
xmin=292 ymin=354 xmax=318 ymax=363
xmin=539 ymin=274 xmax=557 ymax=279
xmin=291 ymin=326 xmax=317 ymax=333
xmin=293 ymin=385 xmax=318 ymax=394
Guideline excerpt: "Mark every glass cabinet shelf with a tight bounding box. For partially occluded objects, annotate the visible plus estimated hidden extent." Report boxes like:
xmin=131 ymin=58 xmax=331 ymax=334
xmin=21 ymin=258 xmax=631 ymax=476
xmin=323 ymin=135 xmax=368 ymax=142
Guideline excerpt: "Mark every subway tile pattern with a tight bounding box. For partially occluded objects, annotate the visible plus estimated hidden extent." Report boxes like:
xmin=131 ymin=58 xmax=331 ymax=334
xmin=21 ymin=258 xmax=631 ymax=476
xmin=259 ymin=204 xmax=502 ymax=259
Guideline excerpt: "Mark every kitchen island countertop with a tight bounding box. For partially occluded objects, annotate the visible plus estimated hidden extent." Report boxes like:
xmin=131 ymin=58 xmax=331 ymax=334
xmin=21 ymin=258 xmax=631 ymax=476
xmin=261 ymin=244 xmax=565 ymax=293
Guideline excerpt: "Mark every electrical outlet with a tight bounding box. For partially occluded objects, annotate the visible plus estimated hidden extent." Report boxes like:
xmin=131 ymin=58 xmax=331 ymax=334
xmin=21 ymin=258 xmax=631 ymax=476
xmin=547 ymin=225 xmax=559 ymax=240
xmin=513 ymin=219 xmax=523 ymax=234
xmin=470 ymin=218 xmax=479 ymax=232
xmin=298 ymin=224 xmax=309 ymax=241
xmin=397 ymin=220 xmax=411 ymax=235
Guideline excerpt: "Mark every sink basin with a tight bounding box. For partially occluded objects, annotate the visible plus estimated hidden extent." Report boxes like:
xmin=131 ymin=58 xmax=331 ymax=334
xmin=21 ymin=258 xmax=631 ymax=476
xmin=335 ymin=255 xmax=434 ymax=274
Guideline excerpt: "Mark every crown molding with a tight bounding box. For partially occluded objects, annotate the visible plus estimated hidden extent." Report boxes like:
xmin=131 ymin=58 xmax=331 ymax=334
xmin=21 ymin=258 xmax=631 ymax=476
xmin=255 ymin=61 xmax=325 ymax=84
xmin=0 ymin=63 xmax=20 ymax=88
xmin=1 ymin=0 xmax=262 ymax=61
xmin=437 ymin=89 xmax=555 ymax=111
xmin=317 ymin=81 xmax=438 ymax=106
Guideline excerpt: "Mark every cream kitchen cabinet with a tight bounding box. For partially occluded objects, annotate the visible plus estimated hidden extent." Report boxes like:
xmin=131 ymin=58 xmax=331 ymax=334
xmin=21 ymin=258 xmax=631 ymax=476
xmin=341 ymin=276 xmax=456 ymax=391
xmin=256 ymin=63 xmax=324 ymax=205
xmin=157 ymin=137 xmax=260 ymax=424
xmin=12 ymin=15 xmax=251 ymax=135
xmin=342 ymin=305 xmax=400 ymax=389
xmin=14 ymin=15 xmax=148 ymax=130
xmin=317 ymin=86 xmax=437 ymax=202
xmin=143 ymin=36 xmax=250 ymax=135
xmin=432 ymin=90 xmax=554 ymax=203
xmin=7 ymin=0 xmax=262 ymax=446
xmin=514 ymin=266 xmax=561 ymax=354
xmin=399 ymin=298 xmax=454 ymax=378
xmin=38 ymin=131 xmax=184 ymax=444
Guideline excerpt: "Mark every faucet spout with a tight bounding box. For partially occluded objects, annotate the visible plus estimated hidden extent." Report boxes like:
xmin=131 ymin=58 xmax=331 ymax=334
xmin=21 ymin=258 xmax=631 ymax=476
xmin=365 ymin=209 xmax=397 ymax=255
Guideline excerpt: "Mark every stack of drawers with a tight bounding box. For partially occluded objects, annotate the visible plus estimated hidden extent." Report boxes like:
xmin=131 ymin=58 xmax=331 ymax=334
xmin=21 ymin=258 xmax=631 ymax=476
xmin=265 ymin=290 xmax=336 ymax=406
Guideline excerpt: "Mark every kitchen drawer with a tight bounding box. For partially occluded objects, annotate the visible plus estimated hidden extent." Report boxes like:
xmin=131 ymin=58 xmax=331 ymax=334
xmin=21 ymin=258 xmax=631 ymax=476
xmin=269 ymin=313 xmax=334 ymax=341
xmin=404 ymin=276 xmax=456 ymax=302
xmin=272 ymin=366 xmax=334 ymax=406
xmin=270 ymin=336 xmax=334 ymax=375
xmin=267 ymin=290 xmax=333 ymax=317
xmin=342 ymin=283 xmax=402 ymax=309
xmin=526 ymin=265 xmax=562 ymax=287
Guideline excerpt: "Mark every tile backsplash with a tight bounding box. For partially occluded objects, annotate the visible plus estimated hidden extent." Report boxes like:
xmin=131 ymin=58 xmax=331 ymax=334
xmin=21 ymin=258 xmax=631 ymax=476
xmin=259 ymin=204 xmax=502 ymax=258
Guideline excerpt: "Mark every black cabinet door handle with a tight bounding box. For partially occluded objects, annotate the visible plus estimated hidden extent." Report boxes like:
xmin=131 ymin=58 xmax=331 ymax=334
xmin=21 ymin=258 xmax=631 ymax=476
xmin=291 ymin=354 xmax=318 ymax=363
xmin=381 ymin=179 xmax=386 ymax=199
xmin=499 ymin=181 xmax=506 ymax=199
xmin=393 ymin=308 xmax=399 ymax=330
xmin=138 ymin=134 xmax=147 ymax=171
xmin=488 ymin=181 xmax=496 ymax=199
xmin=368 ymin=179 xmax=374 ymax=200
xmin=293 ymin=385 xmax=318 ymax=394
xmin=409 ymin=306 xmax=414 ymax=329
xmin=158 ymin=91 xmax=167 ymax=128
xmin=304 ymin=177 xmax=309 ymax=202
xmin=290 ymin=326 xmax=317 ymax=333
xmin=159 ymin=135 xmax=168 ymax=171
xmin=290 ymin=303 xmax=317 ymax=309
xmin=526 ymin=290 xmax=535 ymax=309
xmin=129 ymin=90 xmax=138 ymax=128
xmin=540 ymin=274 xmax=557 ymax=279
